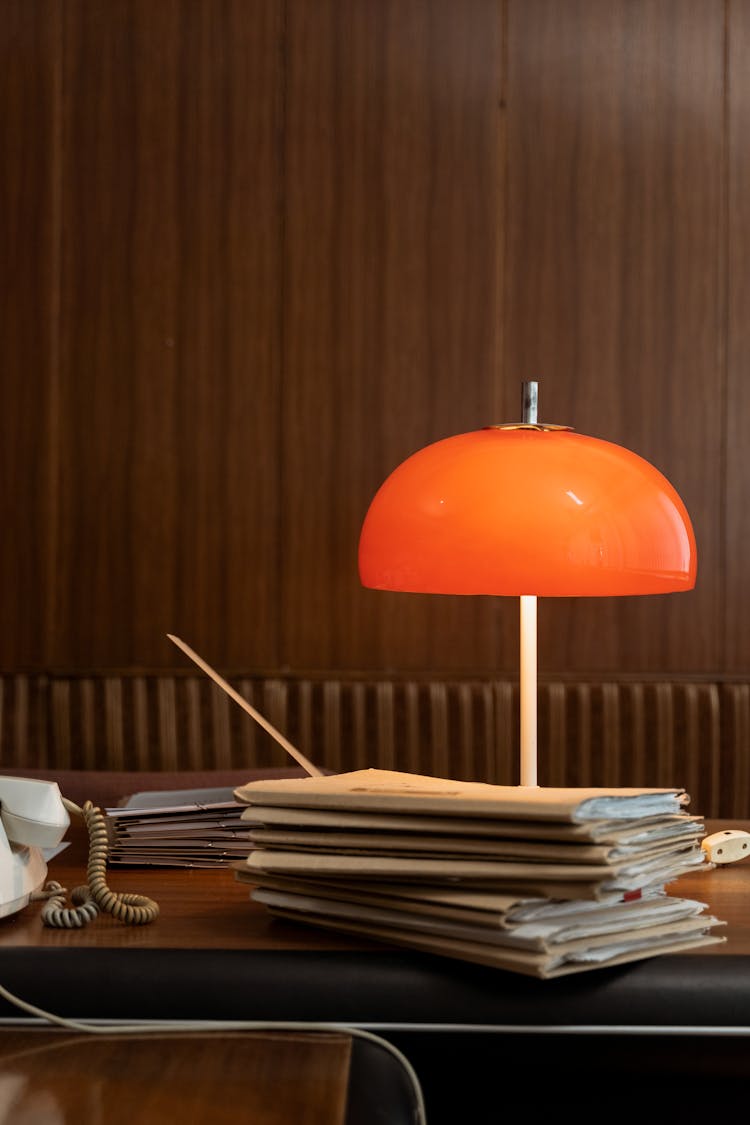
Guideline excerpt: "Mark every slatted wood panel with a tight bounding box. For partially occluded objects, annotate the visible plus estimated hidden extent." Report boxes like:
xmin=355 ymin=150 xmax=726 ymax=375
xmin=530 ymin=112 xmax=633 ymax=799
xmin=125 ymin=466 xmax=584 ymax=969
xmin=720 ymin=684 xmax=750 ymax=820
xmin=0 ymin=673 xmax=732 ymax=817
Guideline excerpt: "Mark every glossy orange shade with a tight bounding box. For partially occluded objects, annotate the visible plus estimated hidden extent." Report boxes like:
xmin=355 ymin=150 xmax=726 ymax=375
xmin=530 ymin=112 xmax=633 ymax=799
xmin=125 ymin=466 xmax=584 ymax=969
xmin=359 ymin=427 xmax=696 ymax=596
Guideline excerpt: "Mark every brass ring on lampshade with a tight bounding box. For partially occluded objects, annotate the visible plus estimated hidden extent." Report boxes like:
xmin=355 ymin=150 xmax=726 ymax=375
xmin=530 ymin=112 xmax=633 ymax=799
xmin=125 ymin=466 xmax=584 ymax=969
xmin=485 ymin=423 xmax=574 ymax=431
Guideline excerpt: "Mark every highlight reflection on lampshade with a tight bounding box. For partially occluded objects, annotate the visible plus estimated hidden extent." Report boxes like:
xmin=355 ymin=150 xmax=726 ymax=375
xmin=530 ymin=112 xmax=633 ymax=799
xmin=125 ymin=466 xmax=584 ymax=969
xmin=359 ymin=426 xmax=696 ymax=597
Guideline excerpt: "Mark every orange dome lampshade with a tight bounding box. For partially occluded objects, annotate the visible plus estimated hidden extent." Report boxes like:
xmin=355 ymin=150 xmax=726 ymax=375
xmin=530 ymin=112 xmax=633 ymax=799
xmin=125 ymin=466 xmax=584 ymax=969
xmin=358 ymin=383 xmax=697 ymax=787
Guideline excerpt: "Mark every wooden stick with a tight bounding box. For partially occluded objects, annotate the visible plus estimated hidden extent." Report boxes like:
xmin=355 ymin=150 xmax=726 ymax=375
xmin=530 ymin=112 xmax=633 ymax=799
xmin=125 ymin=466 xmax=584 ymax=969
xmin=167 ymin=634 xmax=322 ymax=778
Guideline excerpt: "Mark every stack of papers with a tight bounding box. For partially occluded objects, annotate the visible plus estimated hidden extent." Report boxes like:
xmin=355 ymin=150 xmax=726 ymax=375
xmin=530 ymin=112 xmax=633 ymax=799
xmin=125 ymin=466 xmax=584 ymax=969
xmin=105 ymin=787 xmax=252 ymax=868
xmin=233 ymin=769 xmax=726 ymax=979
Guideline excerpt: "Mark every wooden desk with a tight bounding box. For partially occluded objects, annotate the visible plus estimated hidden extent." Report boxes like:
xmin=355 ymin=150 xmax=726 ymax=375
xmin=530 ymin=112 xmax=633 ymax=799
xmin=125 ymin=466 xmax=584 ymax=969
xmin=4 ymin=818 xmax=749 ymax=956
xmin=5 ymin=769 xmax=744 ymax=959
xmin=2 ymin=794 xmax=750 ymax=1123
xmin=0 ymin=822 xmax=379 ymax=954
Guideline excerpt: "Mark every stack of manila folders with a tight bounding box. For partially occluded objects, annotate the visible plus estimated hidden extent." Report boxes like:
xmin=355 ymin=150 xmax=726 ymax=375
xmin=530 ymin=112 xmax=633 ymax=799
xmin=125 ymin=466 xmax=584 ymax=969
xmin=232 ymin=769 xmax=726 ymax=980
xmin=160 ymin=638 xmax=726 ymax=980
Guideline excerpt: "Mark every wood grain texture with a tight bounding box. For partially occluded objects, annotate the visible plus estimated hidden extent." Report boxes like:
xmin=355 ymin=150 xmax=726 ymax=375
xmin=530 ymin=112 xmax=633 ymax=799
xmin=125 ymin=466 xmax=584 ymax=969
xmin=281 ymin=0 xmax=505 ymax=670
xmin=504 ymin=0 xmax=725 ymax=675
xmin=0 ymin=0 xmax=744 ymax=690
xmin=0 ymin=818 xmax=379 ymax=951
xmin=726 ymin=0 xmax=750 ymax=669
xmin=0 ymin=1031 xmax=352 ymax=1125
xmin=0 ymin=672 xmax=738 ymax=816
xmin=1 ymin=813 xmax=749 ymax=954
xmin=0 ymin=2 xmax=59 ymax=669
xmin=52 ymin=0 xmax=283 ymax=669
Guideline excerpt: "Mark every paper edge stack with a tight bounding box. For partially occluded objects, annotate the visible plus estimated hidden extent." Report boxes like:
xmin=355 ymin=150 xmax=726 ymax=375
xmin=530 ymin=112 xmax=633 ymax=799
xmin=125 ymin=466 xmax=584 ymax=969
xmin=104 ymin=786 xmax=253 ymax=868
xmin=232 ymin=768 xmax=726 ymax=979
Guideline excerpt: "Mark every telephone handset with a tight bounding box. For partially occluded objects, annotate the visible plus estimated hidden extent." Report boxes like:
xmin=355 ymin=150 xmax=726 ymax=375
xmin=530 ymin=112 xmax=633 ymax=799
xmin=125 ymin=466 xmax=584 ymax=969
xmin=0 ymin=775 xmax=158 ymax=928
xmin=0 ymin=776 xmax=69 ymax=919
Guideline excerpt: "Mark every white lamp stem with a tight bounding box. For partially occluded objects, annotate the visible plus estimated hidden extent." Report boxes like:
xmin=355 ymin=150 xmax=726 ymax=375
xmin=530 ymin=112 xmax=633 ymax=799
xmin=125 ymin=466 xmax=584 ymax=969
xmin=519 ymin=381 xmax=539 ymax=786
xmin=520 ymin=594 xmax=538 ymax=786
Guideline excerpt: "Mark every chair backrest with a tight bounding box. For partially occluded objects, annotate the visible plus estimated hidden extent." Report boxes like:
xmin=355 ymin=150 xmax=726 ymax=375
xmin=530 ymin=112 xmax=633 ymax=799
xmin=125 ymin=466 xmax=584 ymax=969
xmin=346 ymin=1031 xmax=427 ymax=1125
xmin=0 ymin=1027 xmax=426 ymax=1125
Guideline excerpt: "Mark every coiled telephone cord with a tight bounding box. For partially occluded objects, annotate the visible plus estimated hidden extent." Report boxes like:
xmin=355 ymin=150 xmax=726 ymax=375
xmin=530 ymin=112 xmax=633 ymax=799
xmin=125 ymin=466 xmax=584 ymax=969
xmin=34 ymin=799 xmax=159 ymax=929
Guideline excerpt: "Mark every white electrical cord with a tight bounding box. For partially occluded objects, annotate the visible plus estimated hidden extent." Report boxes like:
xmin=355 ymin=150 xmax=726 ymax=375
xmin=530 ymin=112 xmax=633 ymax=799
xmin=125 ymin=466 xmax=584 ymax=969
xmin=0 ymin=980 xmax=427 ymax=1125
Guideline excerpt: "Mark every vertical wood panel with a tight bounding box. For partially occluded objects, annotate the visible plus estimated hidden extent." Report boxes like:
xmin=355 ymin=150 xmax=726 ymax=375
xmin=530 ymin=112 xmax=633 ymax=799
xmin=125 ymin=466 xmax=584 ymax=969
xmin=726 ymin=0 xmax=750 ymax=670
xmin=0 ymin=2 xmax=59 ymax=669
xmin=505 ymin=0 xmax=724 ymax=675
xmin=53 ymin=0 xmax=283 ymax=670
xmin=0 ymin=1 xmax=740 ymax=692
xmin=282 ymin=0 xmax=504 ymax=671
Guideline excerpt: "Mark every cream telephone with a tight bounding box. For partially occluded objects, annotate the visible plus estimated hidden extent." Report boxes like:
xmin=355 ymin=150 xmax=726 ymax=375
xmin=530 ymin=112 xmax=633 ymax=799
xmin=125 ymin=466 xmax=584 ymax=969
xmin=0 ymin=776 xmax=69 ymax=919
xmin=0 ymin=775 xmax=158 ymax=927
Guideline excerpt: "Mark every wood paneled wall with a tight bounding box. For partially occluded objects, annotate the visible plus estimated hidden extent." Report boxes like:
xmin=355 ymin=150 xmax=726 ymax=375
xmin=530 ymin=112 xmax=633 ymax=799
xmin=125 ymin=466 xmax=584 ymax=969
xmin=0 ymin=672 xmax=734 ymax=815
xmin=0 ymin=0 xmax=744 ymax=686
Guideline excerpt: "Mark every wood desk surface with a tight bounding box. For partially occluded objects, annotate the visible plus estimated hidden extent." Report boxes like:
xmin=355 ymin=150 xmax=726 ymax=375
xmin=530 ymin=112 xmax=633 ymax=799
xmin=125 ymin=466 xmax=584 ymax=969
xmin=4 ymin=775 xmax=743 ymax=1125
xmin=4 ymin=769 xmax=746 ymax=957
xmin=2 ymin=819 xmax=748 ymax=956
xmin=0 ymin=822 xmax=379 ymax=953
xmin=0 ymin=823 xmax=746 ymax=954
xmin=2 ymin=803 xmax=750 ymax=1041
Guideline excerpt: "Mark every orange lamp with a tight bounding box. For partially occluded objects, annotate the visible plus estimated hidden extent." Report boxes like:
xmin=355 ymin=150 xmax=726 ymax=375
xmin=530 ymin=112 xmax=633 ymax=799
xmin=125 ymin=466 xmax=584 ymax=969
xmin=358 ymin=382 xmax=696 ymax=786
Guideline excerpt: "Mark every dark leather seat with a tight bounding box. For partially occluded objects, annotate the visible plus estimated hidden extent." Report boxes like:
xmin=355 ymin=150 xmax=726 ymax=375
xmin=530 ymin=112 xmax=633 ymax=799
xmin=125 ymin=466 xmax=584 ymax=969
xmin=346 ymin=1032 xmax=425 ymax=1125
